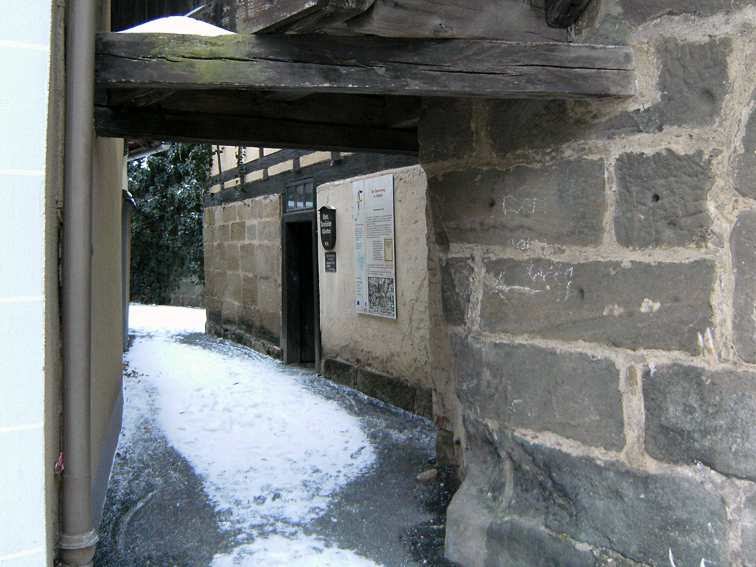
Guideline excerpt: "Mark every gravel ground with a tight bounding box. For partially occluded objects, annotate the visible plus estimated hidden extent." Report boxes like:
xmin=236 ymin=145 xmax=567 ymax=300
xmin=95 ymin=305 xmax=456 ymax=566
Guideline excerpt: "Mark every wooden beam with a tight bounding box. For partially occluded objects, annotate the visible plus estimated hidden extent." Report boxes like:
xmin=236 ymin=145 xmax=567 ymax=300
xmin=544 ymin=0 xmax=594 ymax=28
xmin=334 ymin=0 xmax=567 ymax=41
xmin=237 ymin=0 xmax=321 ymax=31
xmin=107 ymin=90 xmax=420 ymax=129
xmin=95 ymin=106 xmax=418 ymax=154
xmin=211 ymin=0 xmax=569 ymax=41
xmin=96 ymin=33 xmax=635 ymax=99
xmin=237 ymin=0 xmax=374 ymax=32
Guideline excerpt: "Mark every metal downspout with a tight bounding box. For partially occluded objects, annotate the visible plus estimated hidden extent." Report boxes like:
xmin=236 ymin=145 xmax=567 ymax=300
xmin=60 ymin=0 xmax=98 ymax=565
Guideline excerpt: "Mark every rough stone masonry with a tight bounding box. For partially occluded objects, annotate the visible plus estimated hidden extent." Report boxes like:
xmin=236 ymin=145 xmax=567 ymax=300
xmin=203 ymin=194 xmax=283 ymax=357
xmin=418 ymin=2 xmax=756 ymax=565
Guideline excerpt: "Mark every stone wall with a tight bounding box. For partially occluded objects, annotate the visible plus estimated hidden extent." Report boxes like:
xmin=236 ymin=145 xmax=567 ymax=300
xmin=419 ymin=3 xmax=756 ymax=565
xmin=203 ymin=195 xmax=282 ymax=356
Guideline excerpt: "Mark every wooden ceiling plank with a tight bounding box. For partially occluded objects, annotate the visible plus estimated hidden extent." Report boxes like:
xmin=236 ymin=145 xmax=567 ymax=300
xmin=238 ymin=0 xmax=322 ymax=32
xmin=95 ymin=106 xmax=419 ymax=154
xmin=238 ymin=0 xmax=374 ymax=33
xmin=96 ymin=32 xmax=636 ymax=99
xmin=327 ymin=0 xmax=567 ymax=41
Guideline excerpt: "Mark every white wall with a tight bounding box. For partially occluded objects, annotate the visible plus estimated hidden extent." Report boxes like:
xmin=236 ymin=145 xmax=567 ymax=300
xmin=317 ymin=166 xmax=432 ymax=390
xmin=0 ymin=1 xmax=54 ymax=565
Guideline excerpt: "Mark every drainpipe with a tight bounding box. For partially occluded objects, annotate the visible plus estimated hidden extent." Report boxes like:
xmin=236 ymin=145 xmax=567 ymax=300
xmin=60 ymin=0 xmax=98 ymax=565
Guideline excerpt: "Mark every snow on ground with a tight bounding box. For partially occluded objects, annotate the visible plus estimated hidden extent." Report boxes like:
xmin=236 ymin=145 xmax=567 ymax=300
xmin=212 ymin=534 xmax=381 ymax=567
xmin=129 ymin=303 xmax=206 ymax=335
xmin=125 ymin=304 xmax=379 ymax=566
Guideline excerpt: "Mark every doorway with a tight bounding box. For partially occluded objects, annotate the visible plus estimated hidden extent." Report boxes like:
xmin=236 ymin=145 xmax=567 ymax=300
xmin=282 ymin=178 xmax=320 ymax=366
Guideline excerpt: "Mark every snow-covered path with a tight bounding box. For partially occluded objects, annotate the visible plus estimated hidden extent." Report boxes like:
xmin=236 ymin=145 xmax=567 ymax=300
xmin=97 ymin=305 xmax=449 ymax=567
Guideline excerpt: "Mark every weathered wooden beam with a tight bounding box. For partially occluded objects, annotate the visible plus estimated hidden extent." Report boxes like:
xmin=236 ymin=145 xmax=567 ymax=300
xmin=96 ymin=33 xmax=635 ymax=99
xmin=236 ymin=0 xmax=321 ymax=31
xmin=95 ymin=106 xmax=418 ymax=154
xmin=107 ymin=90 xmax=419 ymax=130
xmin=544 ymin=0 xmax=594 ymax=28
xmin=328 ymin=0 xmax=567 ymax=40
xmin=235 ymin=0 xmax=373 ymax=32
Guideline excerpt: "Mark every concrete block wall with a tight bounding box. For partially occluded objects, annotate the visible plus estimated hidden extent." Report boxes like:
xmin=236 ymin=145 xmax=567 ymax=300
xmin=419 ymin=3 xmax=756 ymax=566
xmin=203 ymin=195 xmax=282 ymax=356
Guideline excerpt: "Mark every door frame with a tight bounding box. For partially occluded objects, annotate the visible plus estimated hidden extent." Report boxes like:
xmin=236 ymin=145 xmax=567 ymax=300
xmin=281 ymin=208 xmax=321 ymax=368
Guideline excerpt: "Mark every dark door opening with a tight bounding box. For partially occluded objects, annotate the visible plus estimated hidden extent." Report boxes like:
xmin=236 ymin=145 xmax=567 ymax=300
xmin=283 ymin=214 xmax=318 ymax=365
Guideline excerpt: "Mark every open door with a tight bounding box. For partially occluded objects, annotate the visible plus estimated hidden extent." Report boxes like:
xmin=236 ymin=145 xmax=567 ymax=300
xmin=281 ymin=179 xmax=320 ymax=366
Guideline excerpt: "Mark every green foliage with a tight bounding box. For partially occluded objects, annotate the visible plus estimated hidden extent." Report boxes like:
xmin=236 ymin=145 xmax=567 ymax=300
xmin=128 ymin=143 xmax=212 ymax=305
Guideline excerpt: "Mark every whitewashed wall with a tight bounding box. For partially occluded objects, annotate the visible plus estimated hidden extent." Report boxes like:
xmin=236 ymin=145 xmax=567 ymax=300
xmin=0 ymin=2 xmax=54 ymax=565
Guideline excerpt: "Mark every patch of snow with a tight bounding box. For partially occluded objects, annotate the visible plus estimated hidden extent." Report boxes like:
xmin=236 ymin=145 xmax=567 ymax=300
xmin=211 ymin=534 xmax=380 ymax=567
xmin=125 ymin=305 xmax=377 ymax=563
xmin=122 ymin=16 xmax=234 ymax=36
xmin=129 ymin=303 xmax=206 ymax=335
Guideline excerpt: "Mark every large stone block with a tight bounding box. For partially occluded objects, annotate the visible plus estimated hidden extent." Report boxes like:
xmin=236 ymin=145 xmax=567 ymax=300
xmin=205 ymin=270 xmax=226 ymax=300
xmin=256 ymin=245 xmax=281 ymax=278
xmin=256 ymin=277 xmax=280 ymax=310
xmin=241 ymin=274 xmax=257 ymax=306
xmin=355 ymin=368 xmax=416 ymax=413
xmin=503 ymin=434 xmax=728 ymax=566
xmin=432 ymin=160 xmax=606 ymax=247
xmin=223 ymin=243 xmax=240 ymax=272
xmin=732 ymin=211 xmax=756 ymax=363
xmin=615 ymin=150 xmax=713 ymax=248
xmin=486 ymin=38 xmax=731 ymax=152
xmin=258 ymin=309 xmax=281 ymax=342
xmin=322 ymin=358 xmax=356 ymax=388
xmin=221 ymin=204 xmax=237 ymax=223
xmin=240 ymin=243 xmax=257 ymax=274
xmin=485 ymin=520 xmax=598 ymax=567
xmin=487 ymin=100 xmax=583 ymax=155
xmin=744 ymin=492 xmax=756 ymax=565
xmin=448 ymin=419 xmax=728 ymax=566
xmin=418 ymin=98 xmax=474 ymax=164
xmin=619 ymin=0 xmax=753 ymax=25
xmin=261 ymin=196 xmax=281 ymax=220
xmin=257 ymin=220 xmax=280 ymax=243
xmin=454 ymin=336 xmax=624 ymax=450
xmin=226 ymin=272 xmax=242 ymax=303
xmin=245 ymin=222 xmax=257 ymax=241
xmin=215 ymin=223 xmax=229 ymax=242
xmin=603 ymin=38 xmax=731 ymax=134
xmin=237 ymin=201 xmax=254 ymax=221
xmin=229 ymin=221 xmax=246 ymax=242
xmin=735 ymin=100 xmax=756 ymax=199
xmin=440 ymin=256 xmax=474 ymax=325
xmin=221 ymin=300 xmax=240 ymax=323
xmin=644 ymin=364 xmax=756 ymax=481
xmin=480 ymin=258 xmax=715 ymax=353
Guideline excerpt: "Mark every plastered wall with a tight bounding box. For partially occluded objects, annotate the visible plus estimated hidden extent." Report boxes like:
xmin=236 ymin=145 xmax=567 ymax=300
xmin=317 ymin=166 xmax=433 ymax=417
xmin=90 ymin=137 xmax=125 ymax=525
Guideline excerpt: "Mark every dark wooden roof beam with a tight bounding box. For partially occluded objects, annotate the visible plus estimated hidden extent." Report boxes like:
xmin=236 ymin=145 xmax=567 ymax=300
xmin=96 ymin=32 xmax=636 ymax=100
xmin=95 ymin=106 xmax=419 ymax=154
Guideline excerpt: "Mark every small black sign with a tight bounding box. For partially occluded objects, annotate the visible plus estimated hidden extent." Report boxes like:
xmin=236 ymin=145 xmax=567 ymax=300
xmin=319 ymin=206 xmax=337 ymax=250
xmin=324 ymin=251 xmax=337 ymax=273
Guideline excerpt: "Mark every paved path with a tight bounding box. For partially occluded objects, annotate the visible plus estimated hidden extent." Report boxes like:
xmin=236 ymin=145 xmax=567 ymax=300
xmin=96 ymin=305 xmax=454 ymax=566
